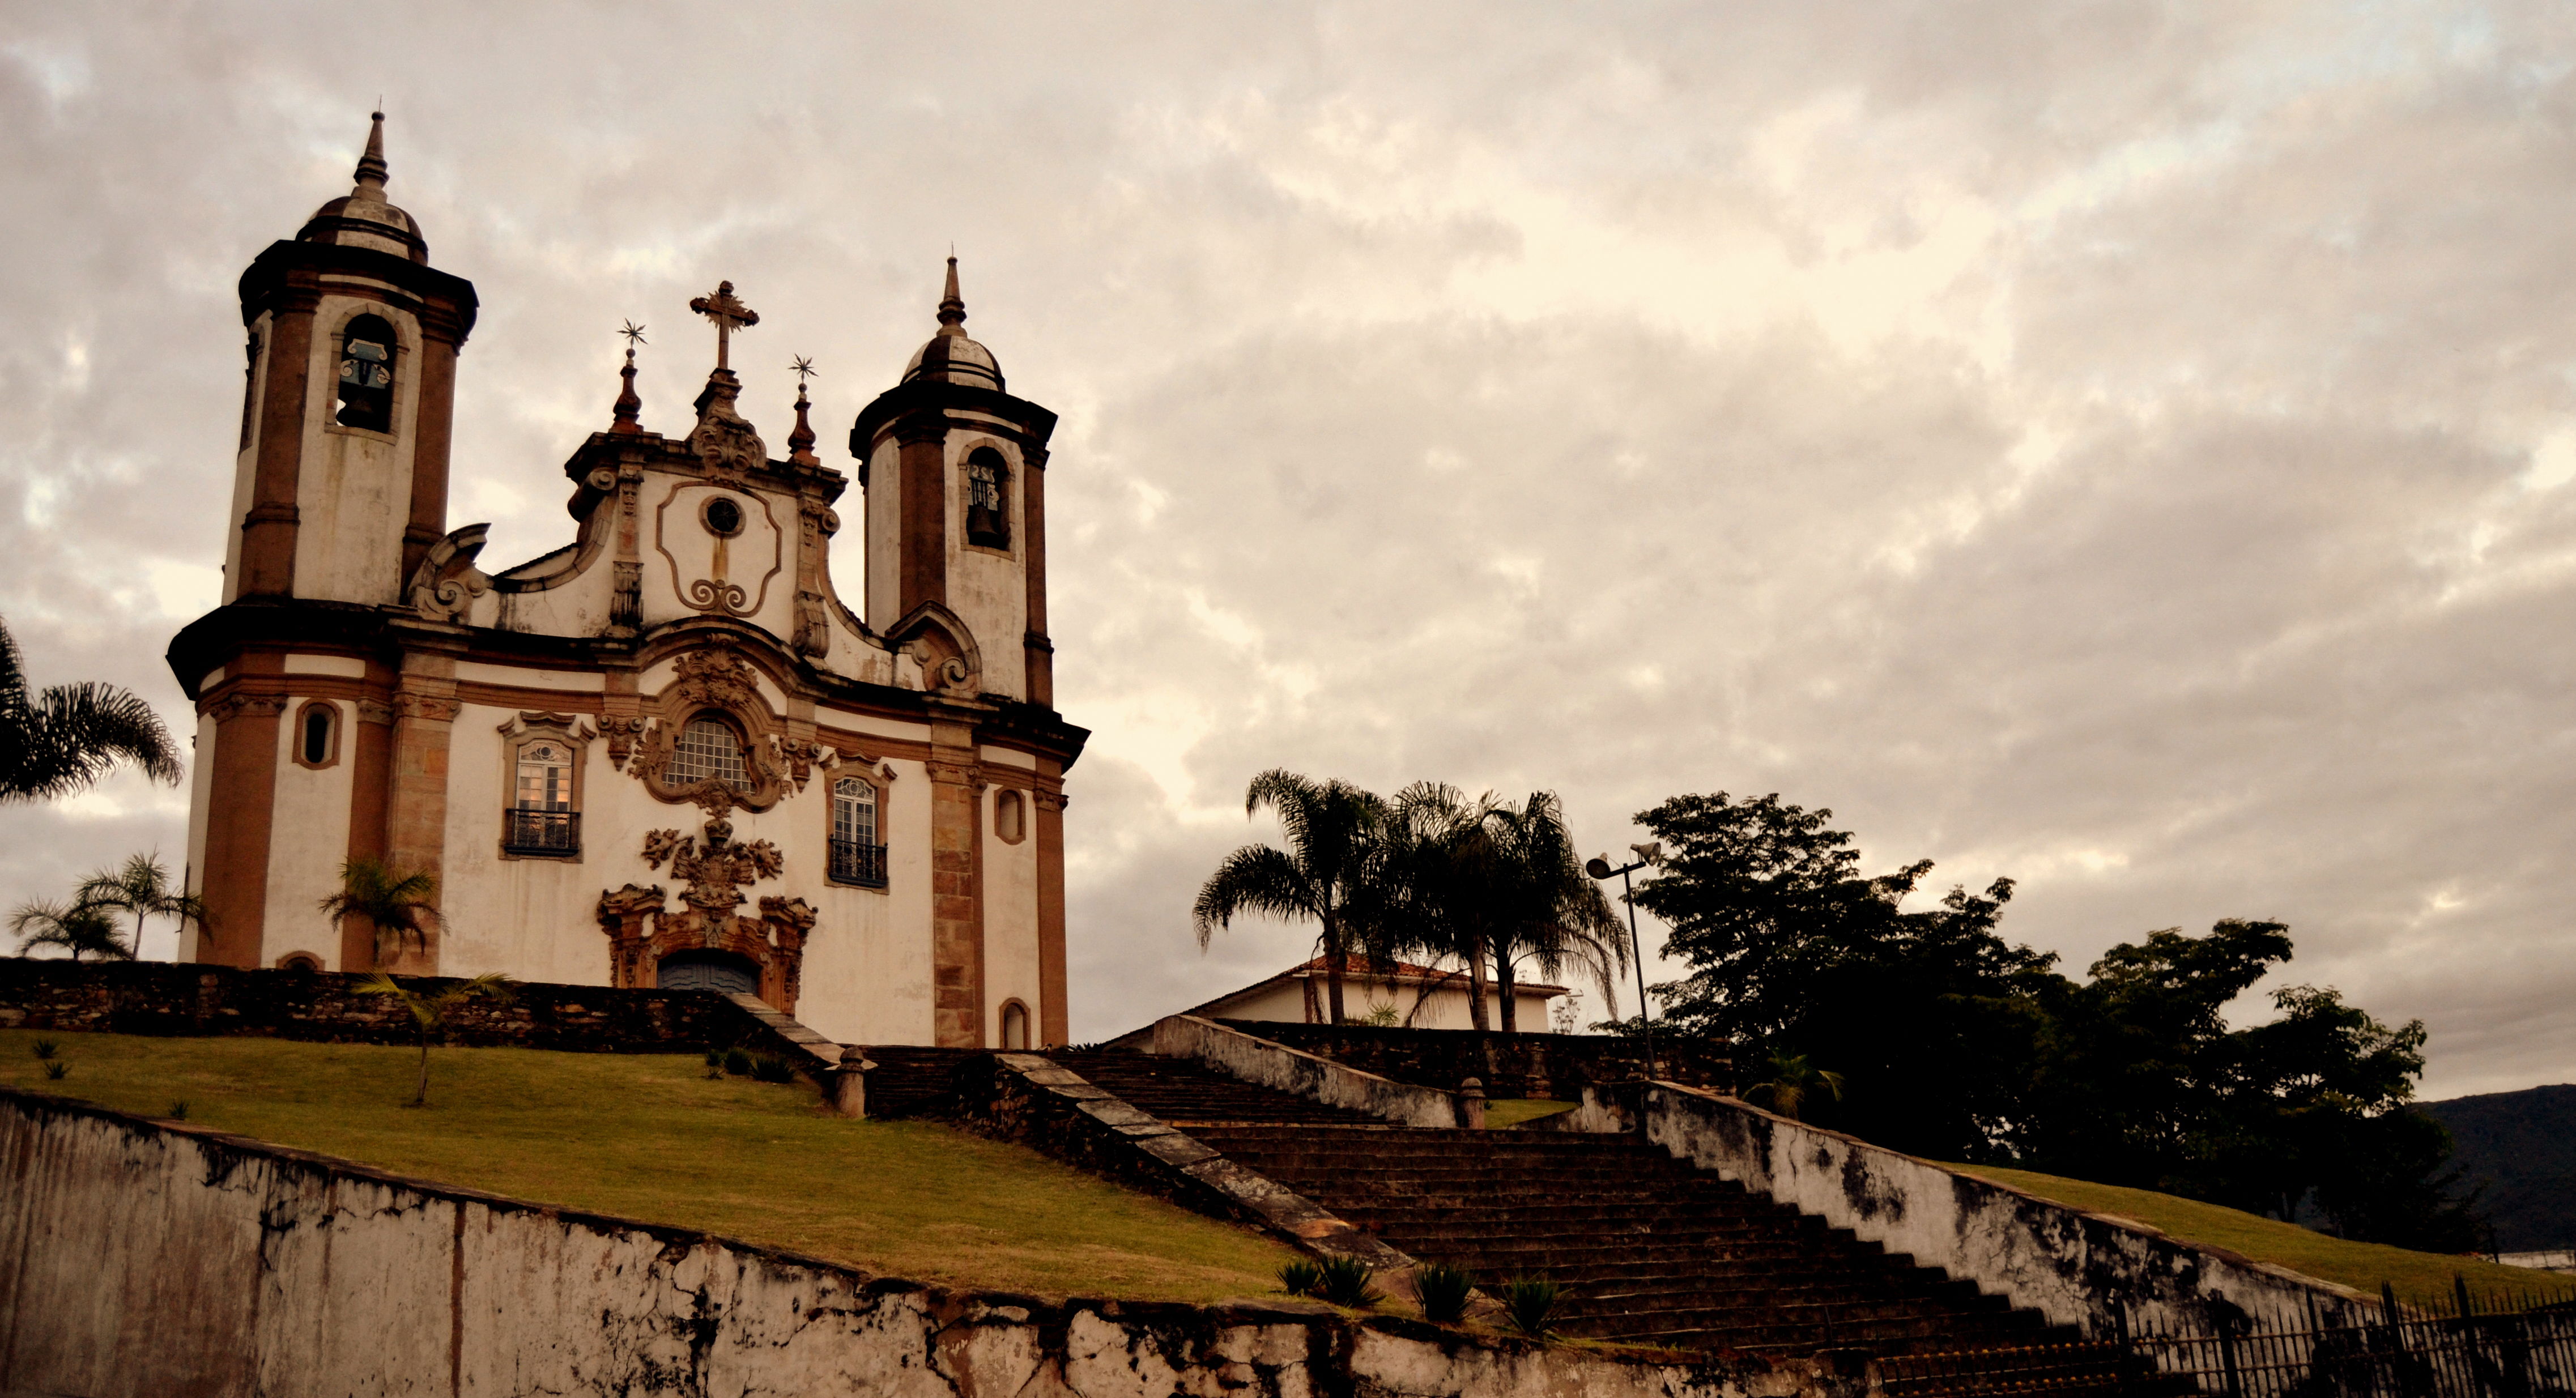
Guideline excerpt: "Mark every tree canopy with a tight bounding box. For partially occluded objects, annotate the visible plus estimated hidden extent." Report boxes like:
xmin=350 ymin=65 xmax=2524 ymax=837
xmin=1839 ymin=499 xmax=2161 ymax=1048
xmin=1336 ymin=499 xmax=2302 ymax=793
xmin=0 ymin=616 xmax=182 ymax=803
xmin=1627 ymin=789 xmax=2478 ymax=1251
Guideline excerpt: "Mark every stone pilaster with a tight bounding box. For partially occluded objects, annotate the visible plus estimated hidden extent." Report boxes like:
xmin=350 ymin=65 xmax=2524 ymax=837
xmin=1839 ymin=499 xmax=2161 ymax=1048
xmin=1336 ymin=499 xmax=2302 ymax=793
xmin=926 ymin=716 xmax=983 ymax=1047
xmin=385 ymin=649 xmax=460 ymax=973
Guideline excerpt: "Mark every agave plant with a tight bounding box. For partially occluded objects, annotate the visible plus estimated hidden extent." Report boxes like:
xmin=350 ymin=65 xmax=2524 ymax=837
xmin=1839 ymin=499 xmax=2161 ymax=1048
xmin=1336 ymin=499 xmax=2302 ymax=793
xmin=1314 ymin=1254 xmax=1383 ymax=1309
xmin=1277 ymin=1260 xmax=1324 ymax=1297
xmin=1499 ymin=1277 xmax=1563 ymax=1339
xmin=1412 ymin=1262 xmax=1475 ymax=1325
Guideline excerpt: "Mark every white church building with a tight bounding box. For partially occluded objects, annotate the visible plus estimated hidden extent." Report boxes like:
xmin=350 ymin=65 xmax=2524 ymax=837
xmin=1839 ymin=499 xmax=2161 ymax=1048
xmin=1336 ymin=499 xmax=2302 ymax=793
xmin=167 ymin=116 xmax=1084 ymax=1050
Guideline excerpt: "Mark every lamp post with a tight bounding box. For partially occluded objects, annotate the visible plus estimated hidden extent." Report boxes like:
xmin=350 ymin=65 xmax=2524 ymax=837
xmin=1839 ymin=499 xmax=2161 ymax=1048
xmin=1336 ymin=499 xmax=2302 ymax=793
xmin=1585 ymin=843 xmax=1661 ymax=1080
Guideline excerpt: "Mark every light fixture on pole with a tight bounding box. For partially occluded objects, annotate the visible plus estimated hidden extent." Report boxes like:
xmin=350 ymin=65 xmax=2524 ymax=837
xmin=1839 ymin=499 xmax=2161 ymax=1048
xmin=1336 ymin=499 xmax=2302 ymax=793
xmin=1585 ymin=842 xmax=1662 ymax=1080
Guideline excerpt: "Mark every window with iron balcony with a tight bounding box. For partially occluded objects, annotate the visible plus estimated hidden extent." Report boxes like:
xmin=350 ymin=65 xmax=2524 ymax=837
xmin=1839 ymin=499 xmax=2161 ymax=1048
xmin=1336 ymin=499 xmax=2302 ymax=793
xmin=504 ymin=738 xmax=580 ymax=856
xmin=829 ymin=774 xmax=888 ymax=888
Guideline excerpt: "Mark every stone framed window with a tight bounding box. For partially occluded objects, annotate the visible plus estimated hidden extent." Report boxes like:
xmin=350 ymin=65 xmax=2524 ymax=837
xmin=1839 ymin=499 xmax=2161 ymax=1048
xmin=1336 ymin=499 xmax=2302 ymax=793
xmin=292 ymin=699 xmax=340 ymax=770
xmin=829 ymin=772 xmax=888 ymax=889
xmin=497 ymin=713 xmax=593 ymax=860
xmin=334 ymin=313 xmax=397 ymax=433
xmin=665 ymin=714 xmax=752 ymax=791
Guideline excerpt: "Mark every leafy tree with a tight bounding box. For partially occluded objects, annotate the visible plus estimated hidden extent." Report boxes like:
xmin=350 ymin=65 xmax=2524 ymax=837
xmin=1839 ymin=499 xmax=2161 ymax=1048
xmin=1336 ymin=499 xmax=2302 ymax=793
xmin=9 ymin=899 xmax=133 ymax=961
xmin=76 ymin=853 xmax=205 ymax=960
xmin=0 ymin=616 xmax=182 ymax=802
xmin=354 ymin=972 xmax=514 ymax=1107
xmin=1629 ymin=791 xmax=2052 ymax=1155
xmin=317 ymin=858 xmax=442 ymax=967
xmin=1194 ymin=770 xmax=1391 ymax=1024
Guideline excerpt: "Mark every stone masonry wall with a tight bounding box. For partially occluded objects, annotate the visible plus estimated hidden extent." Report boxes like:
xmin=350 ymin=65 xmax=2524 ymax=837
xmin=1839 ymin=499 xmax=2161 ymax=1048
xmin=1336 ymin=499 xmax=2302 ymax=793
xmin=0 ymin=957 xmax=807 ymax=1061
xmin=1214 ymin=1020 xmax=1732 ymax=1099
xmin=0 ymin=1085 xmax=1841 ymax=1398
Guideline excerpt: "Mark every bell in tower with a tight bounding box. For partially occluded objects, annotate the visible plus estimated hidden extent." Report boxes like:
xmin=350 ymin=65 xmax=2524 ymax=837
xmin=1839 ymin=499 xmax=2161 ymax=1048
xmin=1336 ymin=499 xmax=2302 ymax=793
xmin=849 ymin=258 xmax=1062 ymax=709
xmin=226 ymin=112 xmax=479 ymax=606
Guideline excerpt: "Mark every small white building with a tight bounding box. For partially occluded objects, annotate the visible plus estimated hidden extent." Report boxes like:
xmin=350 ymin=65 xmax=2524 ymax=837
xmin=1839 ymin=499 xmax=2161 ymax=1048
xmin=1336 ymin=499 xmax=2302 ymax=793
xmin=1174 ymin=956 xmax=1567 ymax=1032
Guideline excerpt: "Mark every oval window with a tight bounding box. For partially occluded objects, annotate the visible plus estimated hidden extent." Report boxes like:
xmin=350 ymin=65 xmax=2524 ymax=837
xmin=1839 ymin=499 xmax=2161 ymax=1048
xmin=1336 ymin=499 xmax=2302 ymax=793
xmin=703 ymin=496 xmax=744 ymax=536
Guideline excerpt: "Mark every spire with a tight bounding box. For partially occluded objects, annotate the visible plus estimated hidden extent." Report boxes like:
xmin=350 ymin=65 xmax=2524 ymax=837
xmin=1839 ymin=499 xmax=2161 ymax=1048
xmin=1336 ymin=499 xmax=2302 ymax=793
xmin=787 ymin=356 xmax=819 ymax=464
xmin=352 ymin=110 xmax=390 ymax=197
xmin=612 ymin=320 xmax=645 ymax=433
xmin=936 ymin=255 xmax=966 ymax=336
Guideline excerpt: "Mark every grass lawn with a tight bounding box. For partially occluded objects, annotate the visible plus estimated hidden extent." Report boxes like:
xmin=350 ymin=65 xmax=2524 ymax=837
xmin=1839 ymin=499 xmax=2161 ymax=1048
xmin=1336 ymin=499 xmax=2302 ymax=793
xmin=1941 ymin=1161 xmax=2575 ymax=1310
xmin=0 ymin=1029 xmax=1296 ymax=1303
xmin=1486 ymin=1098 xmax=1578 ymax=1128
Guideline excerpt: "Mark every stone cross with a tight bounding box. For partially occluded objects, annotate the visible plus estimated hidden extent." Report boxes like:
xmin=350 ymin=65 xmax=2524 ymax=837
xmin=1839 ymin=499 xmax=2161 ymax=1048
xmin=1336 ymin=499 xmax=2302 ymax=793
xmin=688 ymin=280 xmax=759 ymax=372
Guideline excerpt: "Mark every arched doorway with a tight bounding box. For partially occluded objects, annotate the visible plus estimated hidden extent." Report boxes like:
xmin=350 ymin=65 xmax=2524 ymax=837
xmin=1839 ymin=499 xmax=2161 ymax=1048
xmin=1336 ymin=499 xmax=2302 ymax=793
xmin=657 ymin=949 xmax=760 ymax=997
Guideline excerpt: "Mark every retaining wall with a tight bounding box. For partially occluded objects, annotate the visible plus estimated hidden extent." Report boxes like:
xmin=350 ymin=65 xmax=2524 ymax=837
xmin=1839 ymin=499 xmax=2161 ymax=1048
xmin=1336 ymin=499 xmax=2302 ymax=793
xmin=0 ymin=957 xmax=811 ymax=1063
xmin=1634 ymin=1081 xmax=2369 ymax=1334
xmin=1214 ymin=1020 xmax=1732 ymax=1098
xmin=1148 ymin=1016 xmax=1465 ymax=1128
xmin=0 ymin=1085 xmax=1833 ymax=1398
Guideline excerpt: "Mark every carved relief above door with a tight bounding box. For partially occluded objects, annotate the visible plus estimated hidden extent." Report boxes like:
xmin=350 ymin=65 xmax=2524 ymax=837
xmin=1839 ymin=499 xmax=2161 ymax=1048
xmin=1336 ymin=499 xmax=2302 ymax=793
xmin=653 ymin=481 xmax=782 ymax=619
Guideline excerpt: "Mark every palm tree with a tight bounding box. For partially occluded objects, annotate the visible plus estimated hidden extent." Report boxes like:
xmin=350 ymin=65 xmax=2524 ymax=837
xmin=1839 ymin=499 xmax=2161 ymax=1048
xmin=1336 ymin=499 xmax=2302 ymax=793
xmin=1747 ymin=1050 xmax=1845 ymax=1121
xmin=354 ymin=971 xmax=514 ymax=1106
xmin=76 ymin=853 xmax=205 ymax=961
xmin=1194 ymin=770 xmax=1391 ymax=1025
xmin=1377 ymin=782 xmax=1504 ymax=1031
xmin=0 ymin=616 xmax=182 ymax=802
xmin=1480 ymin=791 xmax=1627 ymax=1033
xmin=317 ymin=858 xmax=442 ymax=967
xmin=10 ymin=899 xmax=133 ymax=961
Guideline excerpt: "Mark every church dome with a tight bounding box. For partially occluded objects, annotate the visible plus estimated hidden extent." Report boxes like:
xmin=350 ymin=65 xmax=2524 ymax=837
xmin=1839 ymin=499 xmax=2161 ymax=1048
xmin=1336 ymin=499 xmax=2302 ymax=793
xmin=901 ymin=257 xmax=1003 ymax=392
xmin=296 ymin=113 xmax=430 ymax=264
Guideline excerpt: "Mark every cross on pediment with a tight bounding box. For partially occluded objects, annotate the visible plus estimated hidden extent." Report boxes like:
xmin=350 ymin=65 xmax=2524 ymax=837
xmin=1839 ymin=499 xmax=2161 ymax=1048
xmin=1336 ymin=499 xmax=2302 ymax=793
xmin=688 ymin=280 xmax=759 ymax=372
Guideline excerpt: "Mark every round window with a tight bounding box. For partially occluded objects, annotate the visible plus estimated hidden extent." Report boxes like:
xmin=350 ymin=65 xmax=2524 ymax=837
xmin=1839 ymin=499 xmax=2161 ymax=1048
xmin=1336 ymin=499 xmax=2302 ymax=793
xmin=702 ymin=496 xmax=744 ymax=536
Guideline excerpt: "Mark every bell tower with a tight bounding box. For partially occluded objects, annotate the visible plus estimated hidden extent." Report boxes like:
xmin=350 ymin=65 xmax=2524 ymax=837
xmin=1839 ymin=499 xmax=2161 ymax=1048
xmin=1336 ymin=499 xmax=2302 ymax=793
xmin=849 ymin=259 xmax=1059 ymax=707
xmin=226 ymin=113 xmax=478 ymax=606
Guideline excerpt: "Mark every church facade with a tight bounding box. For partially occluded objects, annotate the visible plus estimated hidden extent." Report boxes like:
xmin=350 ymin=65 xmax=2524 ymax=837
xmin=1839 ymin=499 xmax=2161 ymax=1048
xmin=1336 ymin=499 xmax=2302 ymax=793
xmin=165 ymin=117 xmax=1084 ymax=1050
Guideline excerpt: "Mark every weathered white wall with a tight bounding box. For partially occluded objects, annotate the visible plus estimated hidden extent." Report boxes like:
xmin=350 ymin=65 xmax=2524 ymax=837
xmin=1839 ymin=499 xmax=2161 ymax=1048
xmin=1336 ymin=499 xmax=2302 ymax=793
xmin=1152 ymin=1016 xmax=1466 ymax=1129
xmin=942 ymin=434 xmax=1029 ymax=703
xmin=259 ymin=692 xmax=353 ymax=969
xmin=1633 ymin=1082 xmax=2368 ymax=1335
xmin=640 ymin=474 xmax=797 ymax=638
xmin=0 ymin=1088 xmax=1810 ymax=1398
xmin=218 ymin=311 xmax=272 ymax=606
xmin=980 ymin=783 xmax=1041 ymax=1046
xmin=292 ymin=296 xmax=421 ymax=607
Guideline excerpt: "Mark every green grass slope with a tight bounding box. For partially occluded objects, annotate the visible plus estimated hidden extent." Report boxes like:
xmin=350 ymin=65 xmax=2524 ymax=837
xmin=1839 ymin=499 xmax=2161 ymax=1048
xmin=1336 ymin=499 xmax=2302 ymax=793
xmin=0 ymin=1029 xmax=1294 ymax=1303
xmin=1943 ymin=1162 xmax=2574 ymax=1310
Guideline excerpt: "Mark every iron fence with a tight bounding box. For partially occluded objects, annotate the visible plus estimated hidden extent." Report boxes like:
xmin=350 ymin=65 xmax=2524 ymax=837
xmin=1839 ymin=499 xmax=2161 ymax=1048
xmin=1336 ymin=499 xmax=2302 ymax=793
xmin=829 ymin=838 xmax=888 ymax=888
xmin=1874 ymin=1282 xmax=2576 ymax=1398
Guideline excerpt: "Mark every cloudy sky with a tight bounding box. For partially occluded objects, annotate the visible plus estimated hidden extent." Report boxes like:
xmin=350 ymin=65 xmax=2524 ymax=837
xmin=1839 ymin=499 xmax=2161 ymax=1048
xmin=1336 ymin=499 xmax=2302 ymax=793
xmin=3 ymin=2 xmax=2571 ymax=1098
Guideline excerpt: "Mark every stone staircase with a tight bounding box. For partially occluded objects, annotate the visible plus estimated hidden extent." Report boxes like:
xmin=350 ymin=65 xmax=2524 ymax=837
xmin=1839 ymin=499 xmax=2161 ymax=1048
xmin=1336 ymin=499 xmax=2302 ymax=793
xmin=854 ymin=1046 xmax=991 ymax=1118
xmin=1051 ymin=1050 xmax=2068 ymax=1361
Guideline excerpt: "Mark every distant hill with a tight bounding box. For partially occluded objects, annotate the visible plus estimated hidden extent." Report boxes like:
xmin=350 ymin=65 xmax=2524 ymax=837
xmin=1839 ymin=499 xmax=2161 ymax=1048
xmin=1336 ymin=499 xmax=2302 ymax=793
xmin=2420 ymin=1084 xmax=2576 ymax=1252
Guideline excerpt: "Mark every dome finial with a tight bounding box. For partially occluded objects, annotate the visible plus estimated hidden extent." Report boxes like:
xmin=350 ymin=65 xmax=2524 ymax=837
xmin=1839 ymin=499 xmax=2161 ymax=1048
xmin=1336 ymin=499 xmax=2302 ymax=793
xmin=611 ymin=320 xmax=646 ymax=434
xmin=936 ymin=254 xmax=966 ymax=336
xmin=353 ymin=110 xmax=390 ymax=195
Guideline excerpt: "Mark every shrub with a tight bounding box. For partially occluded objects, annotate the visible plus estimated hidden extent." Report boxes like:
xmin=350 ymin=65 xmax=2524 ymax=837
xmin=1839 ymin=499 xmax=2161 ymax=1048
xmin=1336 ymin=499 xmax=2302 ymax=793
xmin=1499 ymin=1277 xmax=1562 ymax=1339
xmin=1277 ymin=1260 xmax=1323 ymax=1297
xmin=43 ymin=1060 xmax=69 ymax=1081
xmin=1315 ymin=1254 xmax=1383 ymax=1309
xmin=166 ymin=1101 xmax=189 ymax=1120
xmin=704 ymin=1048 xmax=723 ymax=1066
xmin=750 ymin=1054 xmax=797 ymax=1084
xmin=31 ymin=1039 xmax=57 ymax=1060
xmin=1412 ymin=1262 xmax=1474 ymax=1324
xmin=722 ymin=1047 xmax=753 ymax=1076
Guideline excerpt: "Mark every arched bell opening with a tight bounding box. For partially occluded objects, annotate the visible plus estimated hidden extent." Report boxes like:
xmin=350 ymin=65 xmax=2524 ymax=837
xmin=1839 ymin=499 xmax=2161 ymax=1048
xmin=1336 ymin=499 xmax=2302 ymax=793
xmin=657 ymin=948 xmax=761 ymax=997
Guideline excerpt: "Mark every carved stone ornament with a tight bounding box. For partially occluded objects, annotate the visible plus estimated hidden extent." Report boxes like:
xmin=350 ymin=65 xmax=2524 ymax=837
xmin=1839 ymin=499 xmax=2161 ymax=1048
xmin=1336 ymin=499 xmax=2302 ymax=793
xmin=205 ymin=693 xmax=289 ymax=723
xmin=687 ymin=373 xmax=768 ymax=480
xmin=598 ymin=714 xmax=646 ymax=769
xmin=599 ymin=817 xmax=813 ymax=1013
xmin=408 ymin=523 xmax=493 ymax=623
xmin=627 ymin=645 xmax=788 ymax=815
xmin=496 ymin=711 xmax=597 ymax=742
xmin=393 ymin=693 xmax=461 ymax=723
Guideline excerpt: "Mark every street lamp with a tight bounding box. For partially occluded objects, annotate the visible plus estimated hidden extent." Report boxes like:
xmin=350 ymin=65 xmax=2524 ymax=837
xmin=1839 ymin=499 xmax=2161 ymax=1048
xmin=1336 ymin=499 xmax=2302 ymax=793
xmin=1585 ymin=842 xmax=1662 ymax=1080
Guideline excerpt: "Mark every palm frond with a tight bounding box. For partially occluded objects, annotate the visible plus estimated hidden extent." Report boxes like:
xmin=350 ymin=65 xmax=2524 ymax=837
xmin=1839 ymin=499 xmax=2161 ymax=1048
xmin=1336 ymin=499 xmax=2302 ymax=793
xmin=1192 ymin=844 xmax=1316 ymax=948
xmin=2 ymin=680 xmax=184 ymax=800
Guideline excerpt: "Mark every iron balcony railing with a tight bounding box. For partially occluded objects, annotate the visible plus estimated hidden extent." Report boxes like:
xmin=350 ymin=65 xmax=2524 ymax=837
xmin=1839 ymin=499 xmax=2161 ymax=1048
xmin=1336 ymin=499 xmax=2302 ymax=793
xmin=502 ymin=808 xmax=581 ymax=856
xmin=829 ymin=837 xmax=888 ymax=888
